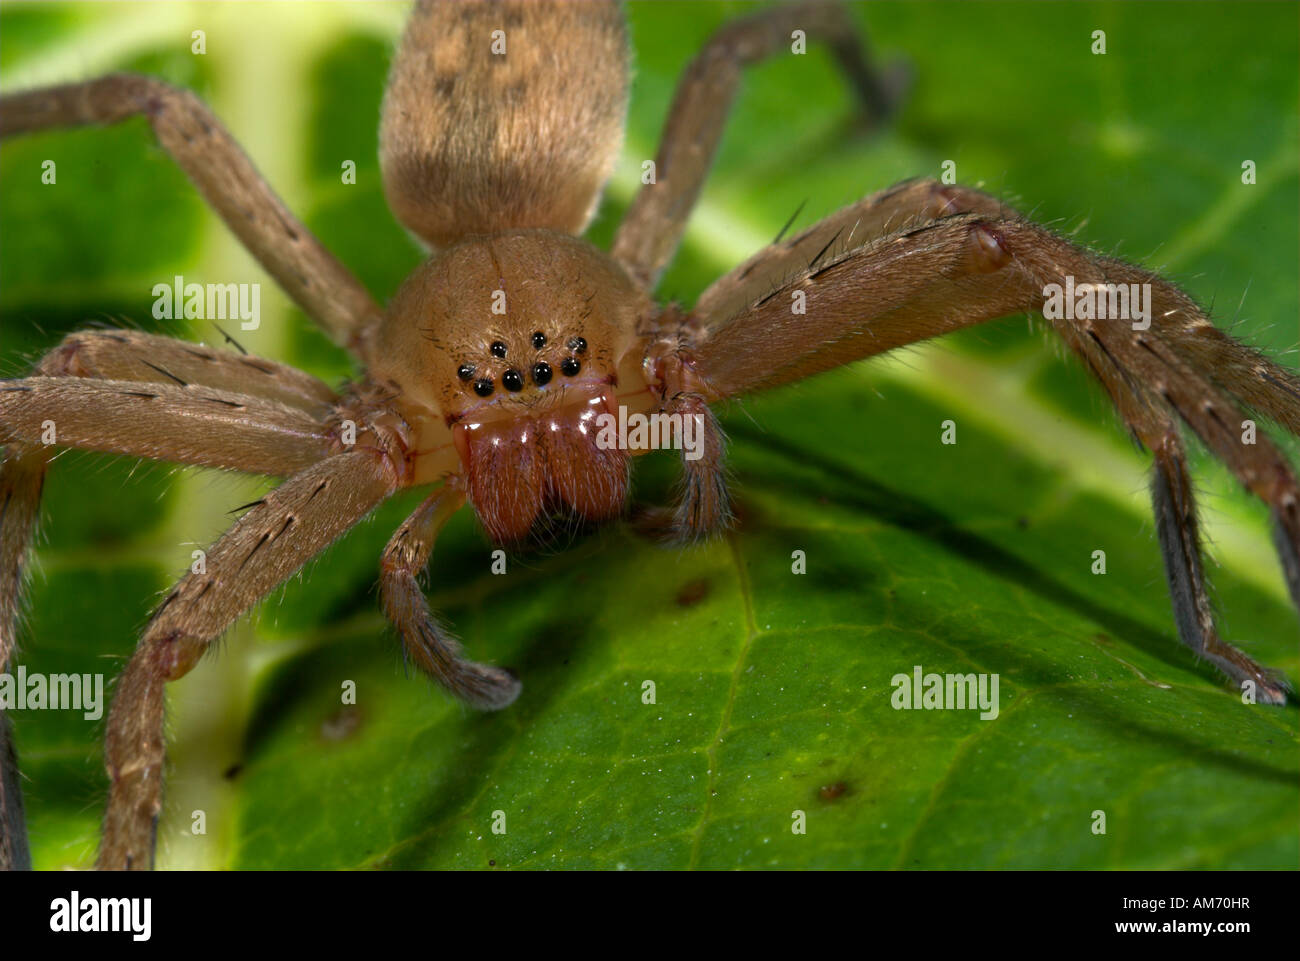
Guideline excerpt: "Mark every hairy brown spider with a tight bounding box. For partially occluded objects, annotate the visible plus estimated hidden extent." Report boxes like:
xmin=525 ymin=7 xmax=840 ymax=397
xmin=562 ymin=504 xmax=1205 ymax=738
xmin=1 ymin=0 xmax=1298 ymax=871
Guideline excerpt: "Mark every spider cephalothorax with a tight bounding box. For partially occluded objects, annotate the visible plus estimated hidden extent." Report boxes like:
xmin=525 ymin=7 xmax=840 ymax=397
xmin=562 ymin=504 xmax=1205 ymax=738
xmin=1 ymin=0 xmax=1297 ymax=873
xmin=370 ymin=230 xmax=652 ymax=541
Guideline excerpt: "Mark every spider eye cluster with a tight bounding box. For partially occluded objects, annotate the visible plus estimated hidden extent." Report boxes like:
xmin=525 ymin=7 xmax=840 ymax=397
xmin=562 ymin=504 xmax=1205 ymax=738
xmin=456 ymin=332 xmax=589 ymax=397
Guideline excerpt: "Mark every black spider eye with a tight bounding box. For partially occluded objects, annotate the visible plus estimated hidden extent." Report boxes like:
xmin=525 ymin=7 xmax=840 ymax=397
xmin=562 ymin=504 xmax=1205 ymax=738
xmin=473 ymin=379 xmax=494 ymax=397
xmin=531 ymin=362 xmax=552 ymax=386
xmin=560 ymin=357 xmax=581 ymax=377
xmin=567 ymin=336 xmax=587 ymax=354
xmin=457 ymin=364 xmax=476 ymax=381
xmin=502 ymin=369 xmax=524 ymax=392
xmin=490 ymin=341 xmax=507 ymax=358
xmin=531 ymin=331 xmax=547 ymax=349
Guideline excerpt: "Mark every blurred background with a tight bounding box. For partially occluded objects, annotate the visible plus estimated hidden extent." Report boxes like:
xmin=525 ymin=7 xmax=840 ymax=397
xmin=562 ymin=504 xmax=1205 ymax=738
xmin=1 ymin=1 xmax=1296 ymax=869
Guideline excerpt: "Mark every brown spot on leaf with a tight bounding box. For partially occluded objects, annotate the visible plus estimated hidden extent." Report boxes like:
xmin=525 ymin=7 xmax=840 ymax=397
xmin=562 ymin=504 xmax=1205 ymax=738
xmin=676 ymin=578 xmax=710 ymax=607
xmin=819 ymin=781 xmax=849 ymax=802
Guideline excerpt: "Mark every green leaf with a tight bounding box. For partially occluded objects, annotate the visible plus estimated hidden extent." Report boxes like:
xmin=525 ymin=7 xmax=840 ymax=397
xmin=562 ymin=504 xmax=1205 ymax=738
xmin=1 ymin=1 xmax=1295 ymax=870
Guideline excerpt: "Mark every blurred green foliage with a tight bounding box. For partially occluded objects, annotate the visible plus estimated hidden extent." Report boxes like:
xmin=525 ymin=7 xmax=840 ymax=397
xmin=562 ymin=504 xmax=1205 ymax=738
xmin=0 ymin=1 xmax=1296 ymax=869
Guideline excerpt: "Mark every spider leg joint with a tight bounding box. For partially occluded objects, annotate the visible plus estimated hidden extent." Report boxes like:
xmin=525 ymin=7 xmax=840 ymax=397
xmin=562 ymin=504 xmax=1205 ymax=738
xmin=966 ymin=221 xmax=1012 ymax=273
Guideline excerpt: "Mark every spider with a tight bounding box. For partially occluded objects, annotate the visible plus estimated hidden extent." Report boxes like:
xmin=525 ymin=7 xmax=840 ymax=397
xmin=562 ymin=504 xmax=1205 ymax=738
xmin=1 ymin=0 xmax=1298 ymax=871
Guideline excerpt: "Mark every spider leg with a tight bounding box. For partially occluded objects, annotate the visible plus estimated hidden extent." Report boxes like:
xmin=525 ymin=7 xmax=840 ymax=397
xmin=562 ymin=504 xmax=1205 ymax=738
xmin=1271 ymin=506 xmax=1300 ymax=615
xmin=1157 ymin=314 xmax=1300 ymax=438
xmin=0 ymin=713 xmax=28 ymax=870
xmin=0 ymin=332 xmax=340 ymax=867
xmin=380 ymin=485 xmax=520 ymax=710
xmin=1055 ymin=322 xmax=1290 ymax=702
xmin=100 ymin=451 xmax=399 ymax=869
xmin=631 ymin=383 xmax=733 ymax=544
xmin=613 ymin=0 xmax=905 ymax=290
xmin=0 ymin=75 xmax=382 ymax=357
xmin=1020 ymin=237 xmax=1300 ymax=660
xmin=1141 ymin=314 xmax=1300 ymax=612
xmin=0 ymin=378 xmax=332 ymax=474
xmin=1094 ymin=345 xmax=1300 ymax=701
xmin=647 ymin=180 xmax=1008 ymax=540
xmin=29 ymin=329 xmax=339 ymax=414
xmin=1152 ymin=436 xmax=1290 ymax=702
xmin=0 ymin=448 xmax=40 ymax=871
xmin=694 ymin=179 xmax=1013 ymax=327
xmin=665 ymin=393 xmax=732 ymax=542
xmin=683 ymin=201 xmax=1300 ymax=698
xmin=1 ymin=331 xmax=336 ymax=672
